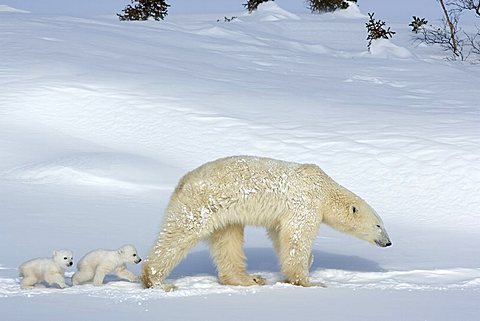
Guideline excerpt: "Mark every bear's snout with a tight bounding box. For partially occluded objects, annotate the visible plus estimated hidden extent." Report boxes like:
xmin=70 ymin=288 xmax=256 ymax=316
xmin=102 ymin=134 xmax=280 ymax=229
xmin=135 ymin=258 xmax=142 ymax=264
xmin=375 ymin=239 xmax=392 ymax=247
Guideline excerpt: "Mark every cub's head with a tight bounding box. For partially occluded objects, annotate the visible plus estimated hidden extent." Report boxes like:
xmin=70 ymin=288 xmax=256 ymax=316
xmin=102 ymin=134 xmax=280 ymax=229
xmin=324 ymin=188 xmax=391 ymax=248
xmin=117 ymin=244 xmax=142 ymax=264
xmin=53 ymin=249 xmax=74 ymax=268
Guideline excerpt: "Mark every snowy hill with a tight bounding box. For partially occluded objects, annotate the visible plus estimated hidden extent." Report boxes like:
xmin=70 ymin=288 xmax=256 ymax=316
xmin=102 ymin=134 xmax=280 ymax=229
xmin=1 ymin=2 xmax=479 ymax=321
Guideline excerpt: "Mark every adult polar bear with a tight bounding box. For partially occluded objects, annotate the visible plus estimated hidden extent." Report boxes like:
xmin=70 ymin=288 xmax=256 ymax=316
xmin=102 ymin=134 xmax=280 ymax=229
xmin=141 ymin=156 xmax=391 ymax=290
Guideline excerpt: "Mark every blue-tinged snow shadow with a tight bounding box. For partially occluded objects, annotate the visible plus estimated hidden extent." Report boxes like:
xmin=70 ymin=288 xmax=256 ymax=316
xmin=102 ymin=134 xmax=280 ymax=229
xmin=170 ymin=247 xmax=385 ymax=279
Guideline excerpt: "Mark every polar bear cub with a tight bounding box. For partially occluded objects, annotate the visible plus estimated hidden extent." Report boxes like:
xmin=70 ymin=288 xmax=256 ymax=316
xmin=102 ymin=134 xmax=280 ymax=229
xmin=19 ymin=249 xmax=74 ymax=289
xmin=72 ymin=244 xmax=141 ymax=286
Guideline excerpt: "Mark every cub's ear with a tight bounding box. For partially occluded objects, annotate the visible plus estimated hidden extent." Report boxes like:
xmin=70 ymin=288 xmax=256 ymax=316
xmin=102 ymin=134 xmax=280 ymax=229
xmin=53 ymin=250 xmax=57 ymax=256
xmin=117 ymin=249 xmax=124 ymax=255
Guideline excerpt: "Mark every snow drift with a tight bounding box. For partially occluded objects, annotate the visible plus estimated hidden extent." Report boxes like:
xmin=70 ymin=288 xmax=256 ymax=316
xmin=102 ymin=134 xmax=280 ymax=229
xmin=0 ymin=2 xmax=479 ymax=321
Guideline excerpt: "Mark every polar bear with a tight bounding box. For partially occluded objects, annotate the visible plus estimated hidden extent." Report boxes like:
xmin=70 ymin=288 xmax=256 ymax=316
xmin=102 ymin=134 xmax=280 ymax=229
xmin=19 ymin=249 xmax=73 ymax=289
xmin=141 ymin=156 xmax=391 ymax=291
xmin=72 ymin=245 xmax=142 ymax=286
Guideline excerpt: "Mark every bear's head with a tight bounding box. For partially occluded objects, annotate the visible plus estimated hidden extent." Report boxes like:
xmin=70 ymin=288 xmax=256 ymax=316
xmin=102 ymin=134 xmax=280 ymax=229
xmin=117 ymin=244 xmax=142 ymax=264
xmin=323 ymin=187 xmax=391 ymax=248
xmin=53 ymin=249 xmax=74 ymax=268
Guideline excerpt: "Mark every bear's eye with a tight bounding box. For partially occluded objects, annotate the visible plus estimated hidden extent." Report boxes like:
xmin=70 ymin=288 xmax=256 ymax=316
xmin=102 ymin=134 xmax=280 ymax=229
xmin=351 ymin=206 xmax=357 ymax=214
xmin=133 ymin=254 xmax=137 ymax=257
xmin=376 ymin=225 xmax=381 ymax=228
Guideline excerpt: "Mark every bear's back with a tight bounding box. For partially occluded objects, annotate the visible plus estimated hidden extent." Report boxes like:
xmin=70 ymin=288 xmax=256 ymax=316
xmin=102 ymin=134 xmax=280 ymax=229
xmin=181 ymin=156 xmax=300 ymax=187
xmin=19 ymin=258 xmax=58 ymax=277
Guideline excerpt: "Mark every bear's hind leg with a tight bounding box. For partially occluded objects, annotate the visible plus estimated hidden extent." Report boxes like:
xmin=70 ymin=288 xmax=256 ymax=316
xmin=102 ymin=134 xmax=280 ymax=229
xmin=267 ymin=227 xmax=281 ymax=257
xmin=20 ymin=275 xmax=37 ymax=289
xmin=209 ymin=224 xmax=266 ymax=286
xmin=72 ymin=266 xmax=95 ymax=285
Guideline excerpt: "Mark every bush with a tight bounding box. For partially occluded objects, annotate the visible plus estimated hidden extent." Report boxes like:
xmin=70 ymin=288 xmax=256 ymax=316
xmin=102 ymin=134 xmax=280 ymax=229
xmin=417 ymin=0 xmax=480 ymax=61
xmin=118 ymin=0 xmax=170 ymax=21
xmin=365 ymin=12 xmax=395 ymax=50
xmin=409 ymin=16 xmax=428 ymax=33
xmin=306 ymin=0 xmax=357 ymax=13
xmin=243 ymin=0 xmax=273 ymax=13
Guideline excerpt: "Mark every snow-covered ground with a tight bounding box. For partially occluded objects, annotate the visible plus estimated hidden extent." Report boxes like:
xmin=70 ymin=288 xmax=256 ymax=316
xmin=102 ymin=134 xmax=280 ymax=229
xmin=1 ymin=2 xmax=479 ymax=320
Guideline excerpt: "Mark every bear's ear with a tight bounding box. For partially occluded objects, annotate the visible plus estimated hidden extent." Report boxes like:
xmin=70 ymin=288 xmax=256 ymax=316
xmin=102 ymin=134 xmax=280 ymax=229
xmin=349 ymin=205 xmax=358 ymax=215
xmin=53 ymin=250 xmax=57 ymax=256
xmin=117 ymin=249 xmax=124 ymax=255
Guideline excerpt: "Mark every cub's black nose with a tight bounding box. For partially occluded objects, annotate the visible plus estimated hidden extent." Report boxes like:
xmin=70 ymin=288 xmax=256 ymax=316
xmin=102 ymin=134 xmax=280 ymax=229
xmin=69 ymin=262 xmax=73 ymax=266
xmin=385 ymin=242 xmax=392 ymax=247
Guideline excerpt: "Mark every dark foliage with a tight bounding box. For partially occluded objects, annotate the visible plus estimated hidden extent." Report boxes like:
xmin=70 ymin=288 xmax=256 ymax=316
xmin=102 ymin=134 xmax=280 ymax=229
xmin=306 ymin=0 xmax=357 ymax=13
xmin=217 ymin=16 xmax=238 ymax=22
xmin=243 ymin=0 xmax=273 ymax=13
xmin=365 ymin=12 xmax=396 ymax=50
xmin=118 ymin=0 xmax=170 ymax=21
xmin=409 ymin=16 xmax=428 ymax=33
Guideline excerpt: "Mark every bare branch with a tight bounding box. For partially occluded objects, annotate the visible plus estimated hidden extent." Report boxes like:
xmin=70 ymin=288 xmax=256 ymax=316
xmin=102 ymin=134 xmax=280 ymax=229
xmin=466 ymin=29 xmax=480 ymax=56
xmin=420 ymin=14 xmax=467 ymax=60
xmin=417 ymin=0 xmax=480 ymax=61
xmin=446 ymin=0 xmax=480 ymax=16
xmin=438 ymin=0 xmax=460 ymax=55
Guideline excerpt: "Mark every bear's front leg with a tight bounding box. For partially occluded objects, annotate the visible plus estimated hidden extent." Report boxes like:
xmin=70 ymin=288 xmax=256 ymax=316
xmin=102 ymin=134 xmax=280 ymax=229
xmin=115 ymin=265 xmax=138 ymax=282
xmin=277 ymin=218 xmax=324 ymax=287
xmin=45 ymin=272 xmax=67 ymax=289
xmin=141 ymin=213 xmax=203 ymax=290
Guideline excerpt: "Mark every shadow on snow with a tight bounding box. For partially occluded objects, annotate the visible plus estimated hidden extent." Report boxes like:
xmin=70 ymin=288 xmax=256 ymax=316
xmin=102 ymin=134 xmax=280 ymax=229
xmin=169 ymin=247 xmax=385 ymax=279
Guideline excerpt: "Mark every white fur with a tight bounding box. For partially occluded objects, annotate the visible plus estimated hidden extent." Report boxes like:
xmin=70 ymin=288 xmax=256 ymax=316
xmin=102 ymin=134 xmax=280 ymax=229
xmin=19 ymin=249 xmax=73 ymax=289
xmin=72 ymin=244 xmax=141 ymax=286
xmin=141 ymin=156 xmax=391 ymax=290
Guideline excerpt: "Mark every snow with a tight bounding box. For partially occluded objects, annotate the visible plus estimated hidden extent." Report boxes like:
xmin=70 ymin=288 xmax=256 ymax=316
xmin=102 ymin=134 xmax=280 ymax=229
xmin=0 ymin=4 xmax=29 ymax=13
xmin=246 ymin=2 xmax=300 ymax=21
xmin=327 ymin=3 xmax=366 ymax=19
xmin=369 ymin=39 xmax=412 ymax=59
xmin=1 ymin=1 xmax=479 ymax=320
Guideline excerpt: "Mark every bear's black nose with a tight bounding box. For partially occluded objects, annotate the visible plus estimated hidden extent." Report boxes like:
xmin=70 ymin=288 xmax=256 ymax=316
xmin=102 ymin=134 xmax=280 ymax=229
xmin=385 ymin=242 xmax=392 ymax=247
xmin=69 ymin=262 xmax=73 ymax=266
